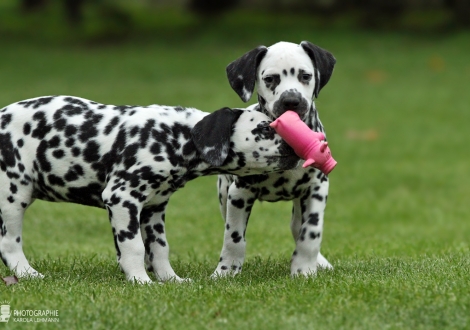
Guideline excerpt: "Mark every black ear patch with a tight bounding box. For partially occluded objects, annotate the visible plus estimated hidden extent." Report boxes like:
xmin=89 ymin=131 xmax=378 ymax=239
xmin=300 ymin=41 xmax=336 ymax=98
xmin=226 ymin=46 xmax=268 ymax=102
xmin=190 ymin=107 xmax=243 ymax=167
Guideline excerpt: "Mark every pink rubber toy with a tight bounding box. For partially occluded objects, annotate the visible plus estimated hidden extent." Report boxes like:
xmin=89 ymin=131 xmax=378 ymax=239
xmin=270 ymin=111 xmax=337 ymax=174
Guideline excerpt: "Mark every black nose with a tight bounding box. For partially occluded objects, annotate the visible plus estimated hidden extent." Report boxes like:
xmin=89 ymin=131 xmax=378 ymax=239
xmin=282 ymin=96 xmax=300 ymax=110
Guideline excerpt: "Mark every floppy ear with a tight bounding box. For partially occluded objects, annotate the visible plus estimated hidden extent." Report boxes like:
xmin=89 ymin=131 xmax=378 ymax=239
xmin=190 ymin=107 xmax=243 ymax=167
xmin=300 ymin=41 xmax=336 ymax=98
xmin=226 ymin=46 xmax=268 ymax=102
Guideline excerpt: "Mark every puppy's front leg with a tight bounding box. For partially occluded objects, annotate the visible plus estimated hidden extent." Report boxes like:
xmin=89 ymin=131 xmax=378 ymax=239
xmin=140 ymin=200 xmax=186 ymax=282
xmin=212 ymin=181 xmax=255 ymax=277
xmin=291 ymin=177 xmax=330 ymax=276
xmin=103 ymin=188 xmax=151 ymax=284
xmin=291 ymin=194 xmax=332 ymax=270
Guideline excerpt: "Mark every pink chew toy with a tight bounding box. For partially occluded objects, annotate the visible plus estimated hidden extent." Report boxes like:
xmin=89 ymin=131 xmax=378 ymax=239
xmin=270 ymin=111 xmax=337 ymax=174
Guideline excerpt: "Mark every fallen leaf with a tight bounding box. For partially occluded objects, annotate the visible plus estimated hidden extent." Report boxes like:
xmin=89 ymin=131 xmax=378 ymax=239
xmin=2 ymin=275 xmax=19 ymax=286
xmin=428 ymin=55 xmax=445 ymax=72
xmin=365 ymin=70 xmax=387 ymax=83
xmin=346 ymin=129 xmax=379 ymax=141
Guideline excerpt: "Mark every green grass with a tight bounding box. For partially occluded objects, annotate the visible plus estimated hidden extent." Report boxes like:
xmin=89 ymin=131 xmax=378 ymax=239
xmin=1 ymin=20 xmax=470 ymax=329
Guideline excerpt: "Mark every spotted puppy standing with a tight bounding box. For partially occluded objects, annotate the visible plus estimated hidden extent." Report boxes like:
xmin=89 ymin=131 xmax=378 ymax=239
xmin=0 ymin=96 xmax=299 ymax=283
xmin=214 ymin=41 xmax=336 ymax=277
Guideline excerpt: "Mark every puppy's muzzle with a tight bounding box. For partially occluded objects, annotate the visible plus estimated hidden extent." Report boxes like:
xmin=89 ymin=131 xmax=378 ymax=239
xmin=274 ymin=90 xmax=309 ymax=118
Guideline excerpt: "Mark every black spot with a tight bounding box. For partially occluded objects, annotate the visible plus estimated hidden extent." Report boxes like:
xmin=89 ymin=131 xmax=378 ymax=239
xmin=273 ymin=177 xmax=289 ymax=188
xmin=143 ymin=225 xmax=156 ymax=254
xmin=123 ymin=143 xmax=139 ymax=168
xmin=140 ymin=119 xmax=155 ymax=148
xmin=312 ymin=193 xmax=324 ymax=202
xmin=52 ymin=149 xmax=65 ymax=159
xmin=109 ymin=194 xmax=121 ymax=205
xmin=16 ymin=236 xmax=21 ymax=243
xmin=48 ymin=135 xmax=61 ymax=148
xmin=283 ymin=69 xmax=288 ymax=76
xmin=65 ymin=125 xmax=77 ymax=137
xmin=290 ymin=68 xmax=295 ymax=75
xmin=0 ymin=133 xmax=16 ymax=168
xmin=307 ymin=213 xmax=319 ymax=226
xmin=18 ymin=96 xmax=54 ymax=109
xmin=130 ymin=126 xmax=139 ymax=137
xmin=104 ymin=116 xmax=120 ymax=135
xmin=154 ymin=223 xmax=164 ymax=234
xmin=71 ymin=147 xmax=80 ymax=157
xmin=231 ymin=198 xmax=245 ymax=209
xmin=31 ymin=111 xmax=51 ymax=139
xmin=309 ymin=232 xmax=321 ymax=239
xmin=79 ymin=120 xmax=99 ymax=142
xmin=54 ymin=118 xmax=66 ymax=131
xmin=1 ymin=113 xmax=12 ymax=129
xmin=231 ymin=231 xmax=242 ymax=243
xmin=149 ymin=143 xmax=161 ymax=155
xmin=17 ymin=139 xmax=24 ymax=148
xmin=298 ymin=69 xmax=312 ymax=85
xmin=316 ymin=171 xmax=328 ymax=183
xmin=23 ymin=123 xmax=31 ymax=135
xmin=83 ymin=141 xmax=100 ymax=163
xmin=65 ymin=138 xmax=75 ymax=147
xmin=156 ymin=238 xmax=166 ymax=247
xmin=10 ymin=183 xmax=18 ymax=194
xmin=36 ymin=140 xmax=51 ymax=172
xmin=264 ymin=74 xmax=281 ymax=92
xmin=7 ymin=196 xmax=14 ymax=203
xmin=48 ymin=174 xmax=65 ymax=187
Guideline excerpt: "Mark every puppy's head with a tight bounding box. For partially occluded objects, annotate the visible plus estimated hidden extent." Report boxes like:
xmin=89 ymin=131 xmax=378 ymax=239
xmin=226 ymin=41 xmax=336 ymax=120
xmin=191 ymin=107 xmax=299 ymax=175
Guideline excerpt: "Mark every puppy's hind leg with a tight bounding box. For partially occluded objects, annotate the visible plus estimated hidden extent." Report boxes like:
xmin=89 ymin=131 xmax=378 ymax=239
xmin=0 ymin=176 xmax=42 ymax=278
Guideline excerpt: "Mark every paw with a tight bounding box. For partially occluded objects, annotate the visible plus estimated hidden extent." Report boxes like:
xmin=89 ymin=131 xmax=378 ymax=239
xmin=291 ymin=267 xmax=317 ymax=278
xmin=127 ymin=274 xmax=153 ymax=284
xmin=16 ymin=267 xmax=44 ymax=279
xmin=156 ymin=273 xmax=192 ymax=283
xmin=210 ymin=264 xmax=242 ymax=279
xmin=290 ymin=258 xmax=317 ymax=277
xmin=317 ymin=253 xmax=334 ymax=270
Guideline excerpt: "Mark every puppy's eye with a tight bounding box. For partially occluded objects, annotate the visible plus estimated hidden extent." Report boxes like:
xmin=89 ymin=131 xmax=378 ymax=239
xmin=263 ymin=76 xmax=274 ymax=84
xmin=302 ymin=74 xmax=312 ymax=81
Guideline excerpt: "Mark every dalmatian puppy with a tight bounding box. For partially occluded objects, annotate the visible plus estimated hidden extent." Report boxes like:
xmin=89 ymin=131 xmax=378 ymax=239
xmin=0 ymin=96 xmax=300 ymax=283
xmin=214 ymin=41 xmax=336 ymax=277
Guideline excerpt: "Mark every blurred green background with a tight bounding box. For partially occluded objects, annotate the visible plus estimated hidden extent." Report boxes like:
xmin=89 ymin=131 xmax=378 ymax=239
xmin=0 ymin=1 xmax=469 ymax=328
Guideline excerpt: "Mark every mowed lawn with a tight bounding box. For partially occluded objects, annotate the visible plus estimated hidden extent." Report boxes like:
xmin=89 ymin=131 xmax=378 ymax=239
xmin=0 ymin=26 xmax=469 ymax=329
